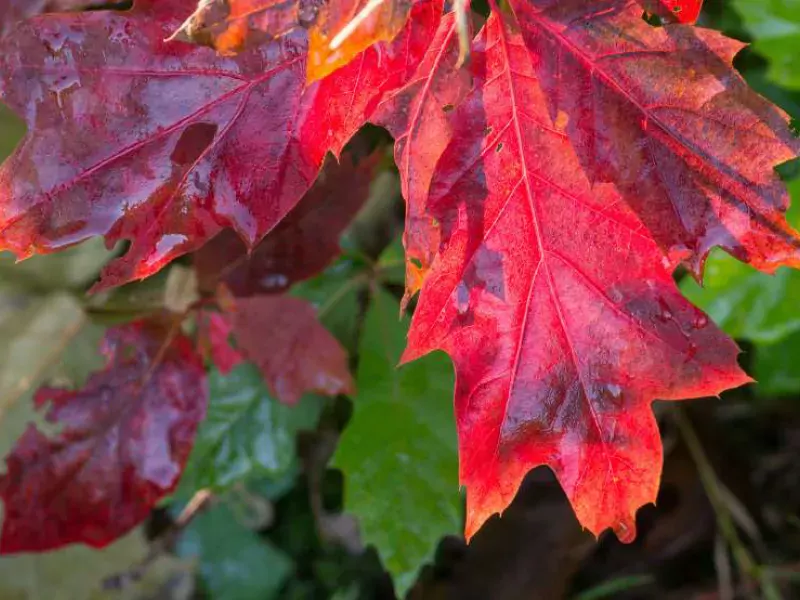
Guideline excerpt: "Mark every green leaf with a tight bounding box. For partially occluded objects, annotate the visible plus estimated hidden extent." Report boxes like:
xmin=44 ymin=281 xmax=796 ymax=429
xmin=752 ymin=331 xmax=800 ymax=396
xmin=681 ymin=179 xmax=800 ymax=345
xmin=733 ymin=0 xmax=800 ymax=90
xmin=177 ymin=502 xmax=293 ymax=600
xmin=333 ymin=288 xmax=460 ymax=596
xmin=0 ymin=105 xmax=25 ymax=162
xmin=178 ymin=364 xmax=325 ymax=494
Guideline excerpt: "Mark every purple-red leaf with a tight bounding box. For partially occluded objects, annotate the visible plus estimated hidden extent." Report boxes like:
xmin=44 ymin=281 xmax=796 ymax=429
xmin=0 ymin=320 xmax=208 ymax=554
xmin=195 ymin=151 xmax=378 ymax=296
xmin=0 ymin=0 xmax=434 ymax=291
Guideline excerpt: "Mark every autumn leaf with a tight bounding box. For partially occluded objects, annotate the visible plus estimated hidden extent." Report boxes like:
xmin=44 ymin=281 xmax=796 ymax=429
xmin=195 ymin=152 xmax=378 ymax=296
xmin=375 ymin=11 xmax=471 ymax=303
xmin=306 ymin=0 xmax=412 ymax=82
xmin=170 ymin=0 xmax=320 ymax=54
xmin=0 ymin=0 xmax=95 ymax=38
xmin=640 ymin=0 xmax=704 ymax=23
xmin=198 ymin=309 xmax=246 ymax=374
xmin=0 ymin=0 xmax=435 ymax=291
xmin=0 ymin=320 xmax=208 ymax=553
xmin=211 ymin=295 xmax=354 ymax=404
xmin=301 ymin=0 xmax=443 ymax=162
xmin=403 ymin=9 xmax=752 ymax=542
xmin=508 ymin=0 xmax=800 ymax=276
xmin=173 ymin=0 xmax=414 ymax=83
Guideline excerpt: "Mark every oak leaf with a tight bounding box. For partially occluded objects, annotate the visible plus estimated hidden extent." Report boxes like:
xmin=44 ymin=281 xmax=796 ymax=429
xmin=374 ymin=11 xmax=472 ymax=303
xmin=508 ymin=0 xmax=800 ymax=275
xmin=0 ymin=320 xmax=208 ymax=553
xmin=403 ymin=9 xmax=752 ymax=542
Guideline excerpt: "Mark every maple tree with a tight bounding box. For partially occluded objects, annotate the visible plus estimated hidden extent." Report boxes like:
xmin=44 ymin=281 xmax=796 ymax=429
xmin=0 ymin=0 xmax=799 ymax=587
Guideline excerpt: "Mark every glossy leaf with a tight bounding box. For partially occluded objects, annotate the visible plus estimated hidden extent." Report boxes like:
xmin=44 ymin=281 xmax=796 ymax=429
xmin=508 ymin=0 xmax=800 ymax=276
xmin=375 ymin=11 xmax=471 ymax=302
xmin=195 ymin=152 xmax=378 ymax=296
xmin=333 ymin=288 xmax=459 ymax=595
xmin=0 ymin=0 xmax=436 ymax=290
xmin=179 ymin=363 xmax=324 ymax=493
xmin=404 ymin=11 xmax=750 ymax=542
xmin=219 ymin=295 xmax=354 ymax=404
xmin=177 ymin=501 xmax=293 ymax=600
xmin=733 ymin=0 xmax=800 ymax=90
xmin=0 ymin=320 xmax=208 ymax=553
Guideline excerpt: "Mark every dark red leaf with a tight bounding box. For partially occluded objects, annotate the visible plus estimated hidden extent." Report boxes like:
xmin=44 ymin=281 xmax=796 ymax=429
xmin=218 ymin=295 xmax=354 ymax=404
xmin=195 ymin=151 xmax=379 ymax=296
xmin=403 ymin=10 xmax=751 ymax=543
xmin=508 ymin=0 xmax=800 ymax=275
xmin=0 ymin=320 xmax=208 ymax=553
xmin=0 ymin=0 xmax=434 ymax=291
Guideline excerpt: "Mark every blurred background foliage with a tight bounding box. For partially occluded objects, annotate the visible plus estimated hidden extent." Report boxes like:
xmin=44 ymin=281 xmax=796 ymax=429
xmin=1 ymin=0 xmax=800 ymax=599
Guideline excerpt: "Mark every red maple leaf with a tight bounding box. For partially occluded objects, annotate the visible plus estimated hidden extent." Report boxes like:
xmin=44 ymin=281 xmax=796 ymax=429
xmin=0 ymin=0 xmax=433 ymax=291
xmin=195 ymin=151 xmax=379 ymax=296
xmin=403 ymin=9 xmax=754 ymax=542
xmin=0 ymin=320 xmax=207 ymax=553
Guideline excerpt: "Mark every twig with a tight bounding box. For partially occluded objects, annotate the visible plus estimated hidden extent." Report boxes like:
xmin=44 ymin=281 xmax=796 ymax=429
xmin=672 ymin=406 xmax=782 ymax=600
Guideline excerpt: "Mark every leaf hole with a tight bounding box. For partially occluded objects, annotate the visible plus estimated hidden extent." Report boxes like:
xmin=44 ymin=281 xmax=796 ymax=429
xmin=170 ymin=123 xmax=218 ymax=167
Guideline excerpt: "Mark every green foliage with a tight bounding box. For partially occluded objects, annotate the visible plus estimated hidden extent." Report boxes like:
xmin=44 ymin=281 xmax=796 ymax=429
xmin=733 ymin=0 xmax=800 ymax=90
xmin=333 ymin=286 xmax=460 ymax=595
xmin=177 ymin=502 xmax=294 ymax=600
xmin=179 ymin=364 xmax=325 ymax=494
